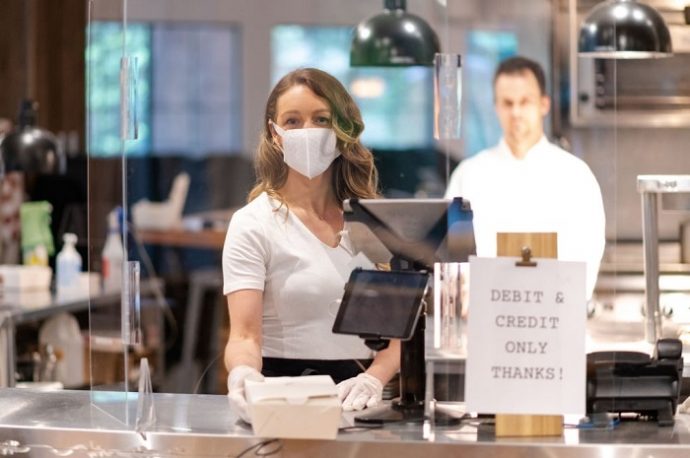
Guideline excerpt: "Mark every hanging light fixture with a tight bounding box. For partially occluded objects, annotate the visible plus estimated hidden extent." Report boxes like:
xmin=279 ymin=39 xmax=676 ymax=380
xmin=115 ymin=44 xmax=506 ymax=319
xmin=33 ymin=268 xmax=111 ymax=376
xmin=351 ymin=0 xmax=440 ymax=67
xmin=0 ymin=100 xmax=65 ymax=174
xmin=578 ymin=0 xmax=672 ymax=58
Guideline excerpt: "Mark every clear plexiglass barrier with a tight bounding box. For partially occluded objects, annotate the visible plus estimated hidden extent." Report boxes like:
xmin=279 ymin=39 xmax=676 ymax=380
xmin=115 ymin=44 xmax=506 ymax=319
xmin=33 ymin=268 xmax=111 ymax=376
xmin=72 ymin=0 xmax=690 ymax=441
xmin=87 ymin=0 xmax=152 ymax=426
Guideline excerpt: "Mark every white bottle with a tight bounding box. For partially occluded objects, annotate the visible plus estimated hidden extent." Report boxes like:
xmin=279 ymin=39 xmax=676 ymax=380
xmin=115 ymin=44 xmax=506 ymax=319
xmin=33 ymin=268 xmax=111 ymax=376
xmin=39 ymin=313 xmax=84 ymax=388
xmin=102 ymin=208 xmax=123 ymax=293
xmin=56 ymin=233 xmax=82 ymax=296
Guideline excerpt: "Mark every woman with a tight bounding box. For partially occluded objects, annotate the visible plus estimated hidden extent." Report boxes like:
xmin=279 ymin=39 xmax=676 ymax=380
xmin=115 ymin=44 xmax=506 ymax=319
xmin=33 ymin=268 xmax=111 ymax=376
xmin=222 ymin=68 xmax=400 ymax=422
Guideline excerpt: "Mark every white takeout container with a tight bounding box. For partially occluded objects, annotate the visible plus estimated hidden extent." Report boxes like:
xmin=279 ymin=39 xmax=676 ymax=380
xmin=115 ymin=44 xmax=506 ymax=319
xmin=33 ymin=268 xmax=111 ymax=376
xmin=245 ymin=375 xmax=341 ymax=440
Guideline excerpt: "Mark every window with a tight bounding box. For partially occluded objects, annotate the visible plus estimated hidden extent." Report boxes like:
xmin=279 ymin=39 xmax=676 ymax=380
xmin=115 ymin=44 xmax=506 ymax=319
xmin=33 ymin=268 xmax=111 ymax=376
xmin=87 ymin=22 xmax=151 ymax=156
xmin=463 ymin=30 xmax=518 ymax=157
xmin=151 ymin=25 xmax=242 ymax=157
xmin=87 ymin=22 xmax=242 ymax=157
xmin=271 ymin=25 xmax=434 ymax=150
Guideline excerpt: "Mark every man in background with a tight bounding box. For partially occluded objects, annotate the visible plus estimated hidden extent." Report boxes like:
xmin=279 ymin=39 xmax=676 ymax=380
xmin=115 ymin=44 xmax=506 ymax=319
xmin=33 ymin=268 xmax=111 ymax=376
xmin=445 ymin=56 xmax=605 ymax=299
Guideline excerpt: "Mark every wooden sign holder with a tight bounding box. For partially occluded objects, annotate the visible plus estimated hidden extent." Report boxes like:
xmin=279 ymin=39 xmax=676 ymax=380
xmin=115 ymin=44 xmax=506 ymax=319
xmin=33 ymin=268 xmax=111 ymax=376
xmin=494 ymin=232 xmax=563 ymax=437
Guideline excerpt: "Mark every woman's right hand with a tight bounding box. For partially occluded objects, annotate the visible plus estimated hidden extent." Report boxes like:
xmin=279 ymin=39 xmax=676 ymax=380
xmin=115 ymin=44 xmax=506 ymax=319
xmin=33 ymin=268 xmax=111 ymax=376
xmin=224 ymin=290 xmax=265 ymax=423
xmin=227 ymin=365 xmax=265 ymax=423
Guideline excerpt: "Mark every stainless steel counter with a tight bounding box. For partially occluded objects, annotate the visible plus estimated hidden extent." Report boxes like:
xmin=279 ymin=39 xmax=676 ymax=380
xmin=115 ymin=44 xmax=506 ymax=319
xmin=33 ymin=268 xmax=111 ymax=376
xmin=2 ymin=388 xmax=690 ymax=457
xmin=0 ymin=280 xmax=163 ymax=388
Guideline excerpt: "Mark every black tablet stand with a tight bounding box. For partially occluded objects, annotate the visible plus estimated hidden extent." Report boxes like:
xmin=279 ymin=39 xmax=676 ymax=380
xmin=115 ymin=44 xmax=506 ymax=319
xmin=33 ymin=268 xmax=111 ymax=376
xmin=341 ymin=198 xmax=475 ymax=425
xmin=353 ymin=256 xmax=428 ymax=424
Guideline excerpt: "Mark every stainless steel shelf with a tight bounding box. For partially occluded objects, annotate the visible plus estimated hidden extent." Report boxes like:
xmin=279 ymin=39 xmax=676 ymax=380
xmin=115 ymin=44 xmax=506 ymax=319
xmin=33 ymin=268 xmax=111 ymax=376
xmin=638 ymin=175 xmax=690 ymax=193
xmin=638 ymin=175 xmax=690 ymax=343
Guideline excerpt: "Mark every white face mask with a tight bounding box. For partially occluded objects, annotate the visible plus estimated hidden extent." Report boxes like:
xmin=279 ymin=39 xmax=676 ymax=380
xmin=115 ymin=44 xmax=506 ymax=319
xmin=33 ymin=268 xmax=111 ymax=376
xmin=271 ymin=122 xmax=341 ymax=179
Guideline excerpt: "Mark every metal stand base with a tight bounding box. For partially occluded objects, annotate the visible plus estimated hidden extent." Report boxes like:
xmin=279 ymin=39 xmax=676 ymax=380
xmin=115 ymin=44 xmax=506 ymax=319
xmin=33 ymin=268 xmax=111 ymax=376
xmin=355 ymin=402 xmax=461 ymax=426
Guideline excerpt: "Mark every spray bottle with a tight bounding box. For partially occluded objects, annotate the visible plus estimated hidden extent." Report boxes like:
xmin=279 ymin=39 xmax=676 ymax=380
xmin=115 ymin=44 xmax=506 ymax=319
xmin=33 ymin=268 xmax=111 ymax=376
xmin=101 ymin=207 xmax=123 ymax=293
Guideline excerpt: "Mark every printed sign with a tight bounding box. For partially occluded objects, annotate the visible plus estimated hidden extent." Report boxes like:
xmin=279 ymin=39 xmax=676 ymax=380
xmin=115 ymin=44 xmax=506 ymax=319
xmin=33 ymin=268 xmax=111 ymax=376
xmin=465 ymin=256 xmax=586 ymax=415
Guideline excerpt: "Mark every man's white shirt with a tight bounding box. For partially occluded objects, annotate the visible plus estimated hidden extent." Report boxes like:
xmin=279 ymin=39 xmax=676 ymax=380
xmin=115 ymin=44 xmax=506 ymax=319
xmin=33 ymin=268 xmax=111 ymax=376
xmin=445 ymin=136 xmax=605 ymax=298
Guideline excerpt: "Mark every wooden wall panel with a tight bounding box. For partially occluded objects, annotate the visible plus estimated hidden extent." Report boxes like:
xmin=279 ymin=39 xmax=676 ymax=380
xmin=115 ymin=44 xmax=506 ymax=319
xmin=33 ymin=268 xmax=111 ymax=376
xmin=0 ymin=1 xmax=26 ymax=124
xmin=0 ymin=0 xmax=86 ymax=148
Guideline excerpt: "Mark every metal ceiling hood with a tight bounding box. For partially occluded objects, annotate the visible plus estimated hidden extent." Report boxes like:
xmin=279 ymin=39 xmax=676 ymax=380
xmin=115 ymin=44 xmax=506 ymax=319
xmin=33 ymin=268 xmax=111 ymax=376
xmin=578 ymin=0 xmax=673 ymax=58
xmin=350 ymin=0 xmax=440 ymax=67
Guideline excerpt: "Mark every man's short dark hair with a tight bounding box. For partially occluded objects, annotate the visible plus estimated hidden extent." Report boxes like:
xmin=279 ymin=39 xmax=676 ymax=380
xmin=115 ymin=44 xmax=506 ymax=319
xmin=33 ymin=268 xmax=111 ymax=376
xmin=493 ymin=56 xmax=547 ymax=96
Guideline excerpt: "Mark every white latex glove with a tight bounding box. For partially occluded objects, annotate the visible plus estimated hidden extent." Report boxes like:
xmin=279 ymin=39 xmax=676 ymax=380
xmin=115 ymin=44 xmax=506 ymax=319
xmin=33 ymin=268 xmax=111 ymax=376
xmin=227 ymin=365 xmax=264 ymax=423
xmin=679 ymin=395 xmax=690 ymax=414
xmin=337 ymin=372 xmax=383 ymax=411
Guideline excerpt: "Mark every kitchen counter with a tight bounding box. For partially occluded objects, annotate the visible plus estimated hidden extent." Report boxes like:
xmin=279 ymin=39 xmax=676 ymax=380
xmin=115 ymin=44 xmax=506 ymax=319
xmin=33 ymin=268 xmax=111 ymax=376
xmin=2 ymin=388 xmax=690 ymax=457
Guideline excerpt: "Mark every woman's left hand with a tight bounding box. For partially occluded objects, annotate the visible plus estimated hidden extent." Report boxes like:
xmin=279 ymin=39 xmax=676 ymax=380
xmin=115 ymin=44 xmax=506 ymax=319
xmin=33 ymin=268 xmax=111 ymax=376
xmin=336 ymin=372 xmax=383 ymax=411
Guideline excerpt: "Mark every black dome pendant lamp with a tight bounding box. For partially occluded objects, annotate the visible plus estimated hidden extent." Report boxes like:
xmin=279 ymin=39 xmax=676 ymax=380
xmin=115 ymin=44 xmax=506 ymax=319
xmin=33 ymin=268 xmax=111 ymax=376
xmin=351 ymin=0 xmax=440 ymax=67
xmin=0 ymin=100 xmax=64 ymax=174
xmin=578 ymin=0 xmax=672 ymax=58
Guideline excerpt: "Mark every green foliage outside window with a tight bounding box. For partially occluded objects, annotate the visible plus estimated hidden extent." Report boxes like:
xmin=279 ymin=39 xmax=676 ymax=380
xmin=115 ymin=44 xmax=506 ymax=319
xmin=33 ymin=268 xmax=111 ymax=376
xmin=86 ymin=22 xmax=151 ymax=157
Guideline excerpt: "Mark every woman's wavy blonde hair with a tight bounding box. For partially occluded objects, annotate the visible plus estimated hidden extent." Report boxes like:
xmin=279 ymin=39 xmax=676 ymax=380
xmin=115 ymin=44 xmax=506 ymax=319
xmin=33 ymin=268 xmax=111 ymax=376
xmin=248 ymin=68 xmax=379 ymax=205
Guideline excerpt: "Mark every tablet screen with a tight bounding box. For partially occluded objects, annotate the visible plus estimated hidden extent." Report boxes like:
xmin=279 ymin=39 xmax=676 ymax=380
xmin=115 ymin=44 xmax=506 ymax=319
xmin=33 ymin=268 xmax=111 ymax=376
xmin=332 ymin=269 xmax=429 ymax=340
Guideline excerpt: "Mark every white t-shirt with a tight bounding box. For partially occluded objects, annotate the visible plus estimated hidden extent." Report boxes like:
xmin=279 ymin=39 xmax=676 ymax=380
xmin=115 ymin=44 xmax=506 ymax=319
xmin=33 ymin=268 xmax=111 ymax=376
xmin=445 ymin=137 xmax=605 ymax=298
xmin=222 ymin=192 xmax=374 ymax=360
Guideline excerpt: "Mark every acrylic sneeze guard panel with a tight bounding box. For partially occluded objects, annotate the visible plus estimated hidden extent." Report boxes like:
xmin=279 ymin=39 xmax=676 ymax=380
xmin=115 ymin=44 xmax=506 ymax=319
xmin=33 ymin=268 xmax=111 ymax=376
xmin=570 ymin=0 xmax=632 ymax=423
xmin=74 ymin=0 xmax=682 ymax=438
xmin=424 ymin=0 xmax=627 ymax=433
xmin=87 ymin=0 xmax=141 ymax=425
xmin=87 ymin=0 xmax=248 ymax=414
